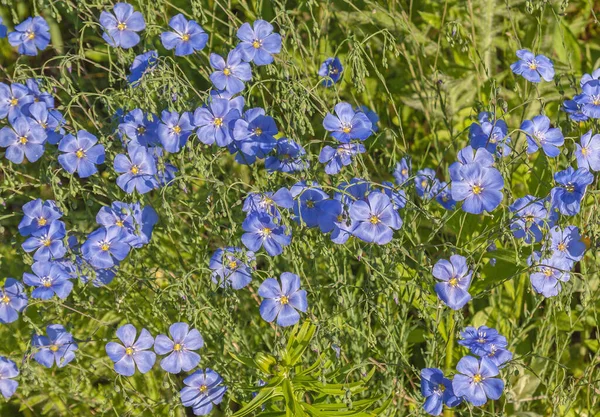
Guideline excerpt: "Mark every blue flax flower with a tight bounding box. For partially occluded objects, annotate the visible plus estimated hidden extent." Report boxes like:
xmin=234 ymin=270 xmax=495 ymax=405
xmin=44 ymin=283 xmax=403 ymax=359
xmin=231 ymin=107 xmax=277 ymax=162
xmin=509 ymin=195 xmax=547 ymax=243
xmin=265 ymin=138 xmax=308 ymax=172
xmin=25 ymin=79 xmax=54 ymax=109
xmin=258 ymin=272 xmax=307 ymax=327
xmin=128 ymin=51 xmax=158 ymax=85
xmin=194 ymin=98 xmax=240 ymax=147
xmin=236 ymin=20 xmax=281 ymax=65
xmin=420 ymin=368 xmax=461 ymax=415
xmin=292 ymin=185 xmax=329 ymax=228
xmin=562 ymin=99 xmax=588 ymax=122
xmin=547 ymin=226 xmax=585 ymax=262
xmin=0 ymin=83 xmax=33 ymax=120
xmin=581 ymin=68 xmax=600 ymax=86
xmin=414 ymin=168 xmax=439 ymax=200
xmin=319 ymin=143 xmax=366 ymax=175
xmin=393 ymin=157 xmax=411 ymax=186
xmin=27 ymin=102 xmax=64 ymax=145
xmin=243 ymin=188 xmax=293 ymax=219
xmin=451 ymin=164 xmax=504 ymax=214
xmin=575 ymin=130 xmax=600 ymax=171
xmin=432 ymin=255 xmax=472 ymax=310
xmin=0 ymin=279 xmax=28 ymax=324
xmin=452 ymin=356 xmax=504 ymax=406
xmin=19 ymin=199 xmax=62 ymax=236
xmin=529 ymin=257 xmax=571 ymax=297
xmin=22 ymin=220 xmax=66 ymax=261
xmin=577 ymin=80 xmax=600 ymax=118
xmin=119 ymin=109 xmax=159 ymax=147
xmin=459 ymin=326 xmax=507 ymax=356
xmin=32 ymin=324 xmax=78 ymax=368
xmin=318 ymin=57 xmax=343 ymax=86
xmin=81 ymin=226 xmax=131 ymax=268
xmin=58 ymin=130 xmax=105 ymax=178
xmin=0 ymin=116 xmax=46 ymax=164
xmin=180 ymin=369 xmax=227 ymax=416
xmin=158 ymin=110 xmax=194 ymax=153
xmin=8 ymin=16 xmax=50 ymax=56
xmin=209 ymin=247 xmax=254 ymax=290
xmin=550 ymin=167 xmax=593 ymax=215
xmin=100 ymin=2 xmax=145 ymax=49
xmin=161 ymin=14 xmax=208 ymax=56
xmin=380 ymin=182 xmax=407 ymax=210
xmin=469 ymin=118 xmax=511 ymax=157
xmin=106 ymin=324 xmax=156 ymax=376
xmin=0 ymin=357 xmax=18 ymax=399
xmin=114 ymin=144 xmax=158 ymax=194
xmin=356 ymin=106 xmax=379 ymax=132
xmin=209 ymin=50 xmax=252 ymax=95
xmin=449 ymin=146 xmax=494 ymax=182
xmin=521 ymin=115 xmax=564 ymax=157
xmin=323 ymin=102 xmax=372 ymax=143
xmin=23 ymin=261 xmax=73 ymax=300
xmin=349 ymin=192 xmax=402 ymax=245
xmin=510 ymin=49 xmax=554 ymax=83
xmin=433 ymin=182 xmax=456 ymax=210
xmin=155 ymin=322 xmax=203 ymax=374
xmin=241 ymin=213 xmax=291 ymax=256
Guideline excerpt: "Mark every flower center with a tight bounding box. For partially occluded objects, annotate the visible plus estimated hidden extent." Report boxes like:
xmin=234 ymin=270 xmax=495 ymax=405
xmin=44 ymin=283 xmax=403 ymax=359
xmin=76 ymin=149 xmax=85 ymax=159
xmin=101 ymin=242 xmax=110 ymax=251
xmin=115 ymin=219 xmax=124 ymax=227
xmin=534 ymin=130 xmax=545 ymax=142
xmin=117 ymin=22 xmax=127 ymax=31
xmin=223 ymin=67 xmax=231 ymax=76
xmin=448 ymin=277 xmax=458 ymax=287
xmin=369 ymin=215 xmax=380 ymax=225
xmin=173 ymin=343 xmax=182 ymax=352
xmin=199 ymin=384 xmax=208 ymax=393
xmin=260 ymin=227 xmax=272 ymax=237
xmin=252 ymin=40 xmax=261 ymax=49
xmin=1 ymin=295 xmax=10 ymax=304
xmin=401 ymin=169 xmax=408 ymax=176
xmin=26 ymin=31 xmax=35 ymax=40
xmin=41 ymin=122 xmax=48 ymax=128
xmin=581 ymin=147 xmax=589 ymax=156
xmin=125 ymin=347 xmax=134 ymax=355
xmin=472 ymin=184 xmax=483 ymax=195
xmin=329 ymin=67 xmax=338 ymax=75
xmin=472 ymin=374 xmax=483 ymax=383
xmin=38 ymin=217 xmax=47 ymax=226
xmin=306 ymin=200 xmax=315 ymax=208
xmin=19 ymin=136 xmax=28 ymax=144
xmin=279 ymin=295 xmax=289 ymax=305
xmin=565 ymin=183 xmax=575 ymax=193
xmin=341 ymin=124 xmax=352 ymax=134
xmin=49 ymin=344 xmax=59 ymax=352
xmin=213 ymin=117 xmax=223 ymax=127
xmin=173 ymin=125 xmax=182 ymax=134
xmin=525 ymin=214 xmax=535 ymax=223
xmin=130 ymin=165 xmax=140 ymax=175
xmin=437 ymin=383 xmax=446 ymax=393
xmin=228 ymin=260 xmax=238 ymax=269
xmin=254 ymin=127 xmax=263 ymax=136
xmin=182 ymin=34 xmax=190 ymax=42
xmin=43 ymin=238 xmax=52 ymax=247
xmin=528 ymin=60 xmax=538 ymax=70
xmin=9 ymin=97 xmax=18 ymax=106
xmin=41 ymin=277 xmax=52 ymax=288
xmin=593 ymin=96 xmax=600 ymax=106
xmin=420 ymin=180 xmax=428 ymax=189
xmin=137 ymin=126 xmax=146 ymax=135
xmin=557 ymin=242 xmax=566 ymax=252
xmin=543 ymin=267 xmax=553 ymax=277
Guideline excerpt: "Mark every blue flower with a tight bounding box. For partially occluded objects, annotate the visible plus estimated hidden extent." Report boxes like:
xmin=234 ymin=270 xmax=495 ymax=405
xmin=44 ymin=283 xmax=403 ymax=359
xmin=0 ymin=279 xmax=28 ymax=324
xmin=433 ymin=182 xmax=456 ymax=210
xmin=323 ymin=102 xmax=372 ymax=143
xmin=19 ymin=198 xmax=62 ymax=236
xmin=100 ymin=2 xmax=145 ymax=49
xmin=547 ymin=226 xmax=586 ymax=262
xmin=209 ymin=50 xmax=252 ymax=94
xmin=432 ymin=255 xmax=472 ymax=310
xmin=469 ymin=118 xmax=511 ymax=157
xmin=114 ymin=144 xmax=158 ymax=194
xmin=562 ymin=99 xmax=588 ymax=122
xmin=581 ymin=68 xmax=600 ymax=86
xmin=529 ymin=256 xmax=571 ymax=297
xmin=318 ymin=57 xmax=343 ymax=86
xmin=484 ymin=346 xmax=513 ymax=368
xmin=128 ymin=51 xmax=158 ymax=85
xmin=349 ymin=192 xmax=402 ymax=245
xmin=319 ymin=143 xmax=366 ymax=175
xmin=0 ymin=116 xmax=46 ymax=164
xmin=209 ymin=247 xmax=254 ymax=290
xmin=154 ymin=323 xmax=203 ymax=374
xmin=27 ymin=102 xmax=64 ymax=145
xmin=315 ymin=198 xmax=344 ymax=234
xmin=380 ymin=182 xmax=407 ymax=210
xmin=235 ymin=20 xmax=281 ymax=65
xmin=157 ymin=110 xmax=194 ymax=153
xmin=242 ymin=188 xmax=293 ymax=219
xmin=0 ymin=357 xmax=18 ymax=399
xmin=509 ymin=195 xmax=548 ymax=243
xmin=194 ymin=98 xmax=240 ymax=147
xmin=106 ymin=324 xmax=156 ymax=376
xmin=209 ymin=89 xmax=245 ymax=113
xmin=258 ymin=272 xmax=307 ymax=327
xmin=510 ymin=49 xmax=554 ymax=83
xmin=414 ymin=168 xmax=439 ymax=200
xmin=393 ymin=157 xmax=411 ymax=185
xmin=451 ymin=163 xmax=504 ymax=214
xmin=265 ymin=138 xmax=308 ymax=172
xmin=241 ymin=213 xmax=291 ymax=256
xmin=576 ymin=80 xmax=600 ymax=118
xmin=58 ymin=130 xmax=105 ymax=178
xmin=0 ymin=17 xmax=6 ymax=39
xmin=550 ymin=167 xmax=594 ymax=216
xmin=81 ymin=226 xmax=131 ymax=269
xmin=420 ymin=368 xmax=461 ymax=415
xmin=452 ymin=356 xmax=504 ymax=406
xmin=22 ymin=220 xmax=67 ymax=261
xmin=32 ymin=324 xmax=78 ymax=368
xmin=458 ymin=326 xmax=507 ymax=356
xmin=292 ymin=185 xmax=330 ymax=228
xmin=231 ymin=107 xmax=277 ymax=161
xmin=23 ymin=261 xmax=73 ymax=300
xmin=0 ymin=83 xmax=33 ymax=121
xmin=576 ymin=130 xmax=600 ymax=171
xmin=7 ymin=16 xmax=51 ymax=56
xmin=449 ymin=146 xmax=494 ymax=182
xmin=356 ymin=106 xmax=379 ymax=132
xmin=520 ymin=115 xmax=564 ymax=157
xmin=180 ymin=369 xmax=227 ymax=416
xmin=161 ymin=14 xmax=208 ymax=56
xmin=128 ymin=203 xmax=159 ymax=248
xmin=25 ymin=79 xmax=55 ymax=109
xmin=118 ymin=109 xmax=159 ymax=147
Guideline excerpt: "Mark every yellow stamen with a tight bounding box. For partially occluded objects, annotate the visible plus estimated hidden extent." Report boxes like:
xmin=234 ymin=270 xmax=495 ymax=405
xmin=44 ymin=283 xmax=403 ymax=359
xmin=342 ymin=126 xmax=352 ymax=134
xmin=125 ymin=347 xmax=134 ymax=355
xmin=117 ymin=22 xmax=127 ymax=31
xmin=252 ymin=40 xmax=261 ymax=49
xmin=223 ymin=68 xmax=231 ymax=76
xmin=421 ymin=180 xmax=428 ymax=188
xmin=116 ymin=220 xmax=124 ymax=227
xmin=130 ymin=165 xmax=140 ymax=175
xmin=254 ymin=127 xmax=263 ymax=136
xmin=101 ymin=243 xmax=110 ymax=251
xmin=38 ymin=217 xmax=47 ymax=226
xmin=306 ymin=200 xmax=315 ymax=208
xmin=472 ymin=184 xmax=483 ymax=195
xmin=42 ymin=279 xmax=52 ymax=288
xmin=199 ymin=384 xmax=208 ymax=393
xmin=401 ymin=169 xmax=408 ymax=176
xmin=19 ymin=136 xmax=28 ymax=144
xmin=27 ymin=31 xmax=35 ymax=40
xmin=9 ymin=98 xmax=18 ymax=106
xmin=173 ymin=343 xmax=182 ymax=352
xmin=472 ymin=374 xmax=483 ymax=383
xmin=438 ymin=384 xmax=446 ymax=393
xmin=213 ymin=118 xmax=223 ymax=127
xmin=137 ymin=126 xmax=146 ymax=135
xmin=261 ymin=227 xmax=272 ymax=237
xmin=448 ymin=278 xmax=458 ymax=287
xmin=49 ymin=344 xmax=59 ymax=352
xmin=279 ymin=295 xmax=289 ymax=305
xmin=581 ymin=147 xmax=589 ymax=156
xmin=565 ymin=184 xmax=575 ymax=193
xmin=182 ymin=34 xmax=190 ymax=42
xmin=543 ymin=267 xmax=553 ymax=277
xmin=76 ymin=149 xmax=85 ymax=159
xmin=173 ymin=125 xmax=182 ymax=134
xmin=228 ymin=260 xmax=238 ymax=269
xmin=557 ymin=242 xmax=566 ymax=252
xmin=528 ymin=62 xmax=537 ymax=70
xmin=43 ymin=239 xmax=52 ymax=247
xmin=369 ymin=215 xmax=380 ymax=225
xmin=1 ymin=295 xmax=10 ymax=304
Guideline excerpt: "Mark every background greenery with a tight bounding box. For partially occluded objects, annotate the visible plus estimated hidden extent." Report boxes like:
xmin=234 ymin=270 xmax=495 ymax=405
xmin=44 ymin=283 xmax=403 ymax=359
xmin=1 ymin=0 xmax=599 ymax=415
